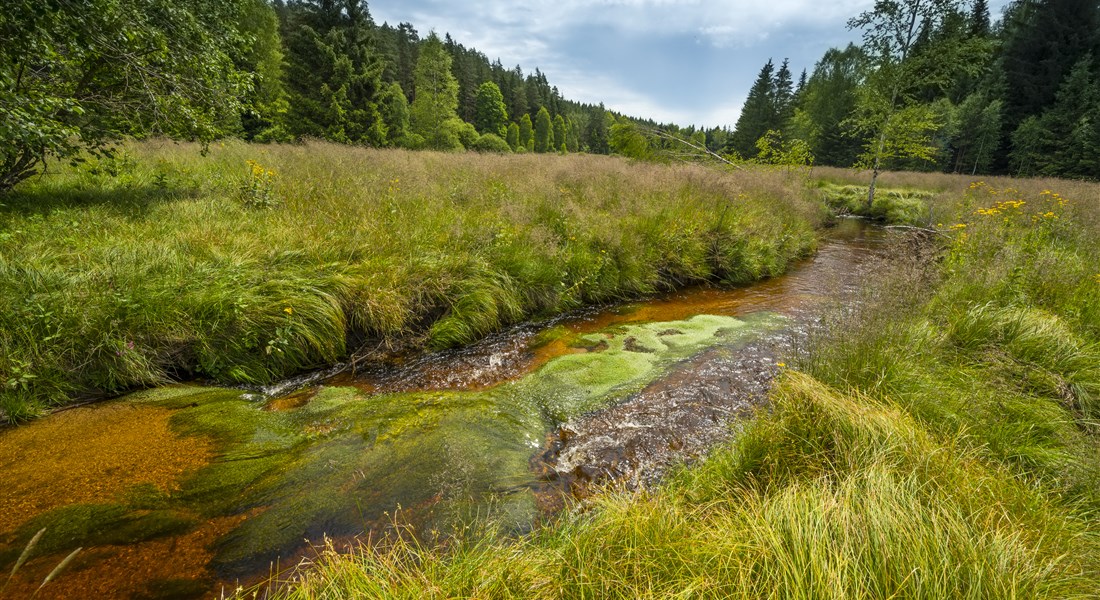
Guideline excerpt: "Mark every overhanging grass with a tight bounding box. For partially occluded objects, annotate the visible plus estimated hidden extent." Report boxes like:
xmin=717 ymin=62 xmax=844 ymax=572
xmin=250 ymin=174 xmax=1100 ymax=599
xmin=0 ymin=141 xmax=822 ymax=420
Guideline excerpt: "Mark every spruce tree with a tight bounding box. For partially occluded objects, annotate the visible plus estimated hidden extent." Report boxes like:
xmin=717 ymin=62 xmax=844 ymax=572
xmin=1000 ymin=0 xmax=1100 ymax=131
xmin=1039 ymin=55 xmax=1100 ymax=177
xmin=283 ymin=0 xmax=387 ymax=145
xmin=791 ymin=45 xmax=867 ymax=167
xmin=379 ymin=82 xmax=410 ymax=146
xmin=239 ymin=0 xmax=289 ymax=141
xmin=583 ymin=106 xmax=612 ymax=154
xmin=774 ymin=59 xmax=796 ymax=126
xmin=969 ymin=0 xmax=991 ymax=37
xmin=952 ymin=92 xmax=1002 ymax=174
xmin=727 ymin=59 xmax=776 ymax=158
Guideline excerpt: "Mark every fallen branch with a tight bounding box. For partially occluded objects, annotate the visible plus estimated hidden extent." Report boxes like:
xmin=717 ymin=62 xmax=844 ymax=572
xmin=638 ymin=126 xmax=743 ymax=169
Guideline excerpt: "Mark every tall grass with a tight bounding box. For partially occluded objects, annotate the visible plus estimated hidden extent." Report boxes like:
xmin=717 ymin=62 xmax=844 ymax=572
xmin=250 ymin=172 xmax=1100 ymax=599
xmin=0 ymin=141 xmax=822 ymax=421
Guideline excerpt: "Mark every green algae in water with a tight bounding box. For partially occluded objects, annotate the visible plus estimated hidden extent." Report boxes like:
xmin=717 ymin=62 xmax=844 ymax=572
xmin=88 ymin=312 xmax=782 ymax=575
xmin=1 ymin=504 xmax=197 ymax=565
xmin=522 ymin=314 xmax=774 ymax=421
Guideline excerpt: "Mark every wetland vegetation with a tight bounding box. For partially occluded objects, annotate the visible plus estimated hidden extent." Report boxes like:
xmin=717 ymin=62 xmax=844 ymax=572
xmin=0 ymin=141 xmax=820 ymax=421
xmin=4 ymin=0 xmax=1100 ymax=598
xmin=252 ymin=171 xmax=1100 ymax=600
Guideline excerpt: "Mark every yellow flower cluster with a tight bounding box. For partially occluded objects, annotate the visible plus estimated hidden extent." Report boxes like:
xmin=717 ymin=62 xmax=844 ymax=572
xmin=975 ymin=199 xmax=1026 ymax=216
xmin=246 ymin=159 xmax=277 ymax=179
xmin=1040 ymin=189 xmax=1068 ymax=207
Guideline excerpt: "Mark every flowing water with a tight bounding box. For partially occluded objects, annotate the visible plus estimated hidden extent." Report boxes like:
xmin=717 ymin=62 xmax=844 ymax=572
xmin=0 ymin=220 xmax=891 ymax=599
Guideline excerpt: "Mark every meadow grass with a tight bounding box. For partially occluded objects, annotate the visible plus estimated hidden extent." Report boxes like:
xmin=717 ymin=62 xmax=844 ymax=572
xmin=250 ymin=171 xmax=1100 ymax=599
xmin=0 ymin=141 xmax=822 ymax=420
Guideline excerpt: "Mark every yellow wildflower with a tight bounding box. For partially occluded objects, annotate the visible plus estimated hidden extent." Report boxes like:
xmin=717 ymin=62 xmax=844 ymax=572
xmin=284 ymin=307 xmax=294 ymax=315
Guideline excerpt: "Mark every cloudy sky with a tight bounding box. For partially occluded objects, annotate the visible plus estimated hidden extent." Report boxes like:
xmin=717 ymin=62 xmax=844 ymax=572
xmin=367 ymin=1 xmax=1008 ymax=129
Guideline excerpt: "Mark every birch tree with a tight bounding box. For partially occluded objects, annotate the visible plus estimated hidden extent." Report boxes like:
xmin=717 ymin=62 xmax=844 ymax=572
xmin=847 ymin=0 xmax=964 ymax=206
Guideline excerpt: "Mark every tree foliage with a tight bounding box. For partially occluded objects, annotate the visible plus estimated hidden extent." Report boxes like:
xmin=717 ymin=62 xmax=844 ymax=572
xmin=534 ymin=106 xmax=553 ymax=153
xmin=474 ymin=81 xmax=508 ymax=137
xmin=283 ymin=0 xmax=388 ymax=145
xmin=519 ymin=113 xmax=534 ymax=151
xmin=0 ymin=0 xmax=251 ymax=190
xmin=410 ymin=32 xmax=460 ymax=149
xmin=727 ymin=60 xmax=777 ymax=158
xmin=846 ymin=0 xmax=968 ymax=204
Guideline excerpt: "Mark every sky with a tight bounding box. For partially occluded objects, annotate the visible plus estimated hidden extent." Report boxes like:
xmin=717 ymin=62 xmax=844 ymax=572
xmin=367 ymin=1 xmax=1010 ymax=130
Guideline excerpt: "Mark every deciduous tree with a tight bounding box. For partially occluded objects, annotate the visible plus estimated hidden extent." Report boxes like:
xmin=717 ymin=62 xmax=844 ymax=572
xmin=0 ymin=0 xmax=250 ymax=191
xmin=847 ymin=0 xmax=966 ymax=206
xmin=474 ymin=81 xmax=508 ymax=137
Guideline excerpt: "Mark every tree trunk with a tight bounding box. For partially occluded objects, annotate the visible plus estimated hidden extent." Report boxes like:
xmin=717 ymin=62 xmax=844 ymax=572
xmin=867 ymin=129 xmax=887 ymax=209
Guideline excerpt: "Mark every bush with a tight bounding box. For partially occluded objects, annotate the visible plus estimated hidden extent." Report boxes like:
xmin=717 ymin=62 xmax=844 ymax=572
xmin=472 ymin=133 xmax=511 ymax=154
xmin=443 ymin=118 xmax=479 ymax=149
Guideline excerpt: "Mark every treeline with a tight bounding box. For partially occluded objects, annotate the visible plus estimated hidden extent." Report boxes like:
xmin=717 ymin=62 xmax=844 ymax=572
xmin=246 ymin=0 xmax=619 ymax=154
xmin=0 ymin=0 xmax=623 ymax=192
xmin=712 ymin=0 xmax=1100 ymax=180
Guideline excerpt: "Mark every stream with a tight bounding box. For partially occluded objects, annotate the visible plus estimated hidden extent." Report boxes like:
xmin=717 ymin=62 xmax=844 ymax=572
xmin=0 ymin=219 xmax=892 ymax=599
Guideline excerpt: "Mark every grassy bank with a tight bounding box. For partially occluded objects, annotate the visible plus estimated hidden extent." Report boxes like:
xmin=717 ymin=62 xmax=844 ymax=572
xmin=254 ymin=174 xmax=1100 ymax=599
xmin=0 ymin=141 xmax=820 ymax=421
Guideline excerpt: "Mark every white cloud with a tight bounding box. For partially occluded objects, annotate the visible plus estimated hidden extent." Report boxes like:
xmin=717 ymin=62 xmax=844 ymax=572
xmin=367 ymin=0 xmax=876 ymax=126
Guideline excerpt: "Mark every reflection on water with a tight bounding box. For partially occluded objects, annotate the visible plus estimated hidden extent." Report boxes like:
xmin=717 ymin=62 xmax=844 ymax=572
xmin=0 ymin=219 xmax=892 ymax=599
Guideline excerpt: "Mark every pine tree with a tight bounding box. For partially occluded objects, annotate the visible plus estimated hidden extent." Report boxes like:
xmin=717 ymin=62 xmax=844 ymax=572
xmin=534 ymin=106 xmax=553 ymax=152
xmin=474 ymin=81 xmax=508 ymax=137
xmin=519 ymin=113 xmax=534 ymax=151
xmin=410 ymin=32 xmax=461 ymax=150
xmin=727 ymin=59 xmax=776 ymax=158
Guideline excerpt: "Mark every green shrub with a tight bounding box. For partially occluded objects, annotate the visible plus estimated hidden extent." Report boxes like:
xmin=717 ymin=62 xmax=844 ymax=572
xmin=472 ymin=133 xmax=511 ymax=153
